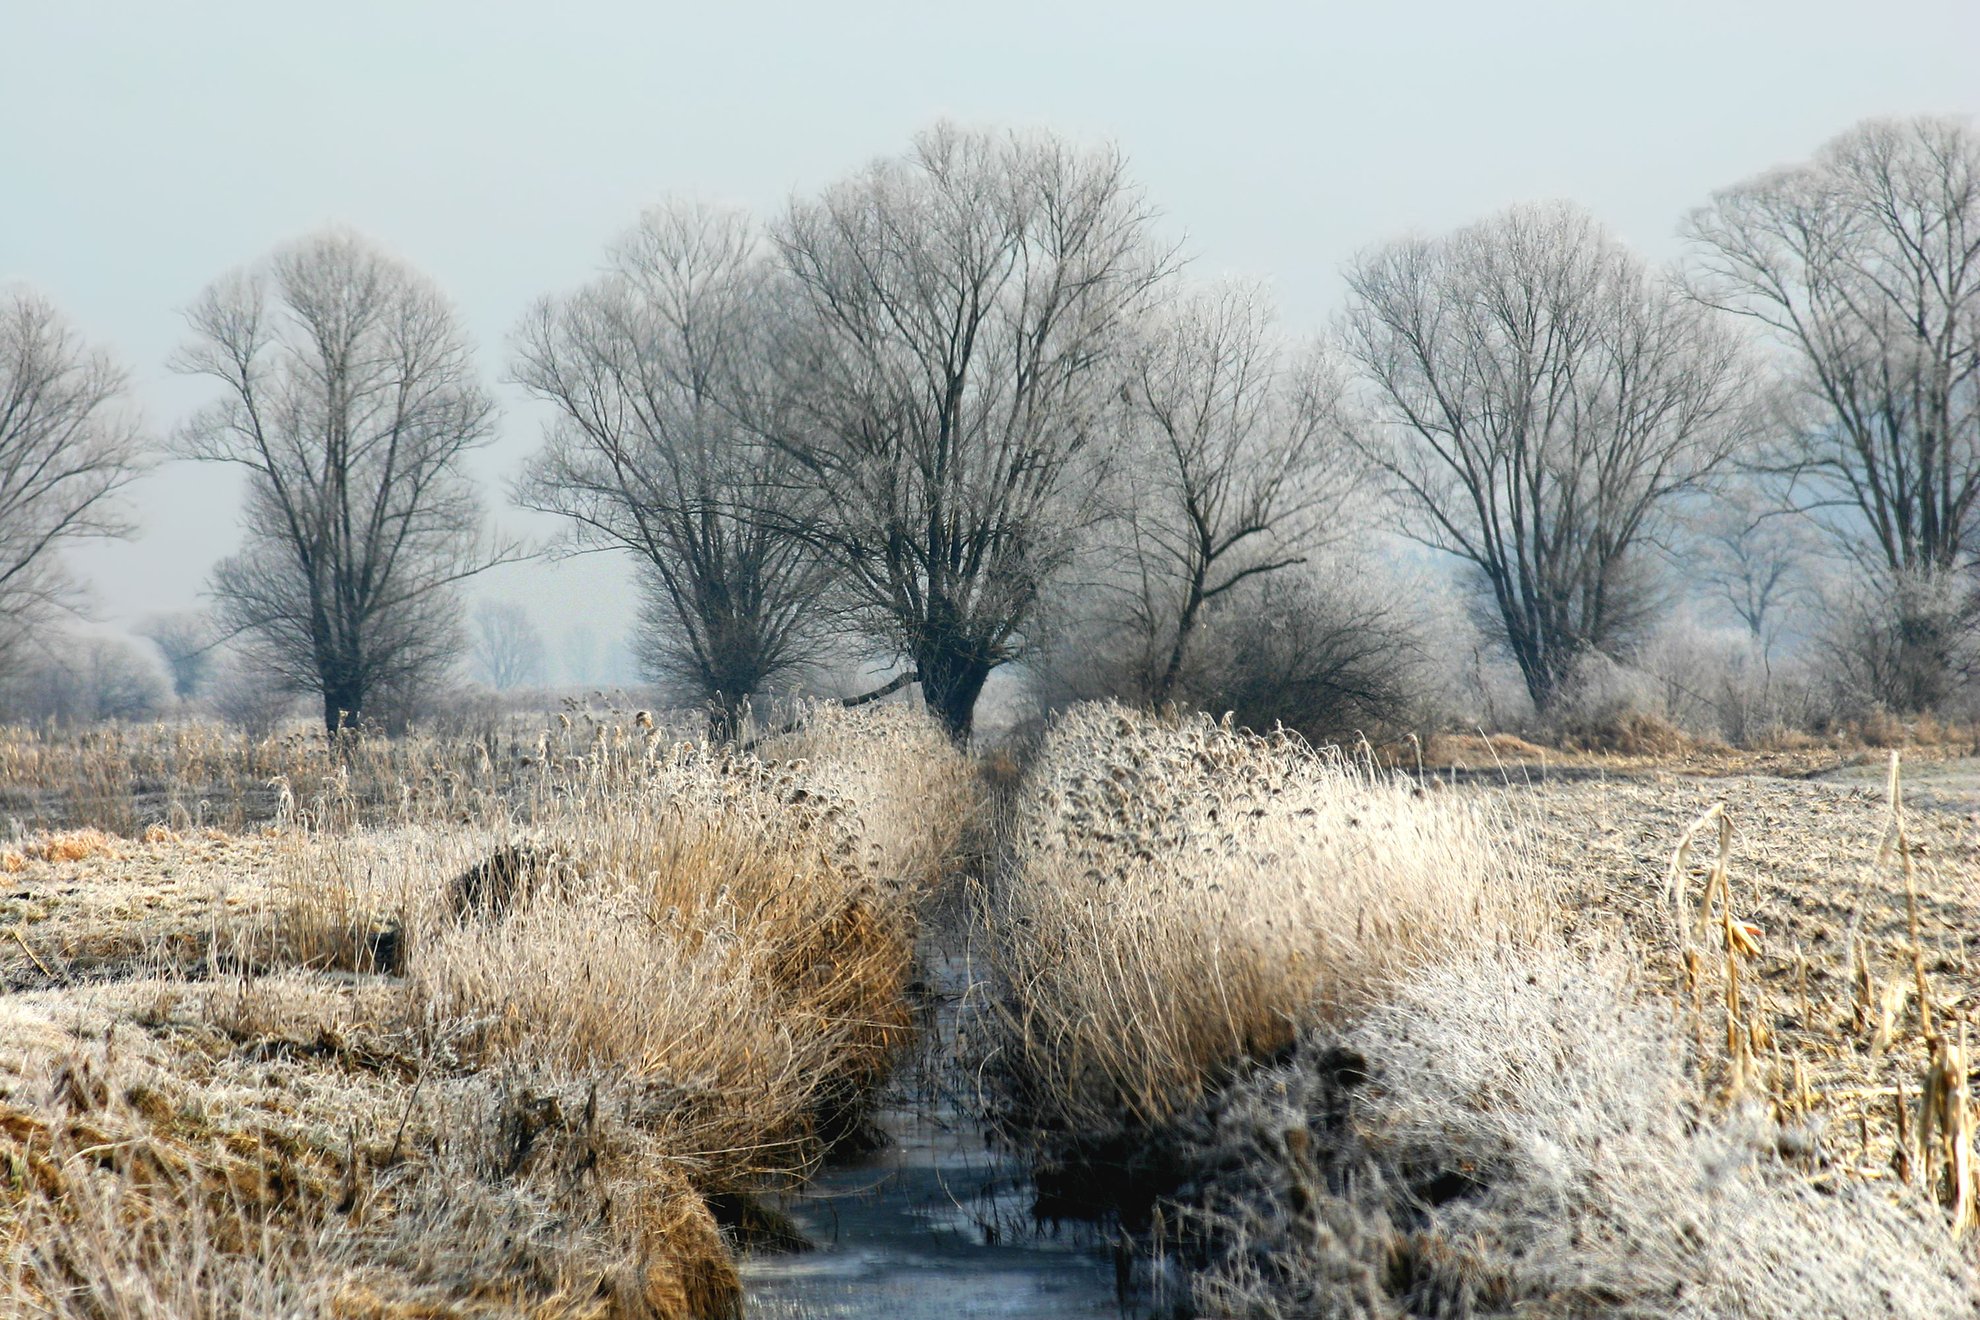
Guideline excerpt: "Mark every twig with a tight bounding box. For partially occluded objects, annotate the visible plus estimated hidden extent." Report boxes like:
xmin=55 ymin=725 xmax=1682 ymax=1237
xmin=10 ymin=926 xmax=53 ymax=980
xmin=388 ymin=1069 xmax=428 ymax=1165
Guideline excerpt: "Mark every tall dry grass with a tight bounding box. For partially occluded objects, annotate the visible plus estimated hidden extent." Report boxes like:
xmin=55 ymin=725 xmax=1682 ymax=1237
xmin=0 ymin=700 xmax=976 ymax=1318
xmin=0 ymin=701 xmax=711 ymax=838
xmin=985 ymin=702 xmax=1980 ymax=1316
xmin=987 ymin=703 xmax=1550 ymax=1140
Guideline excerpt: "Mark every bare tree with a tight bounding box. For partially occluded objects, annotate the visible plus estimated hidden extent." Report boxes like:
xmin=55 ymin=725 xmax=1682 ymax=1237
xmin=1684 ymin=115 xmax=1980 ymax=711
xmin=771 ymin=124 xmax=1175 ymax=739
xmin=1111 ymin=281 xmax=1359 ymax=704
xmin=173 ymin=232 xmax=517 ymax=735
xmin=1341 ymin=202 xmax=1757 ymax=712
xmin=136 ymin=610 xmax=218 ymax=700
xmin=562 ymin=625 xmax=600 ymax=687
xmin=472 ymin=600 xmax=546 ymax=691
xmin=513 ymin=203 xmax=834 ymax=734
xmin=1685 ymin=480 xmax=1816 ymax=658
xmin=0 ymin=290 xmax=145 ymax=675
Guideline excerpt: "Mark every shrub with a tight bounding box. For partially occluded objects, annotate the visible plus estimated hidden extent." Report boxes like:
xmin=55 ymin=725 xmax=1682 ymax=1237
xmin=1816 ymin=567 xmax=1980 ymax=718
xmin=0 ymin=633 xmax=168 ymax=726
xmin=1184 ymin=572 xmax=1423 ymax=749
xmin=1027 ymin=561 xmax=1429 ymax=750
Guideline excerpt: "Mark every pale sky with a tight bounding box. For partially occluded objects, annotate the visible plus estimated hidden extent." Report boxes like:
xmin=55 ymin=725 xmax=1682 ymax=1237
xmin=4 ymin=0 xmax=1977 ymax=682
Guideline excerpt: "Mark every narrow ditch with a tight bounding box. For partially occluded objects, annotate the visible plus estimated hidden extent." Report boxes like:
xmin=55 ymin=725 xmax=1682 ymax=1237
xmin=739 ymin=952 xmax=1124 ymax=1319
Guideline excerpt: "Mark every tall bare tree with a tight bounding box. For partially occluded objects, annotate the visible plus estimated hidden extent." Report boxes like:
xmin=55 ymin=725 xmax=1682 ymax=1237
xmin=0 ymin=290 xmax=145 ymax=675
xmin=772 ymin=124 xmax=1175 ymax=739
xmin=174 ymin=232 xmax=516 ymax=734
xmin=1684 ymin=115 xmax=1980 ymax=711
xmin=1112 ymin=281 xmax=1358 ymax=704
xmin=472 ymin=600 xmax=546 ymax=691
xmin=513 ymin=203 xmax=833 ymax=734
xmin=1341 ymin=202 xmax=1756 ymax=711
xmin=137 ymin=610 xmax=218 ymax=700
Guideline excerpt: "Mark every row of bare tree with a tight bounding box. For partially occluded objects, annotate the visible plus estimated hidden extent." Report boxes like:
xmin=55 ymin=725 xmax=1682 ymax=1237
xmin=3 ymin=115 xmax=1975 ymax=740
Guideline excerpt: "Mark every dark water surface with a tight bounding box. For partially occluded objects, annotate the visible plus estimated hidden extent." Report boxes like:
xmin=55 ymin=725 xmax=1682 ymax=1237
xmin=740 ymin=954 xmax=1124 ymax=1319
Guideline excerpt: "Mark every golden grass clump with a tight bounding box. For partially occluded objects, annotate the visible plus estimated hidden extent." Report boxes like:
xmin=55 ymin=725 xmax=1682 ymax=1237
xmin=989 ymin=703 xmax=1550 ymax=1138
xmin=1551 ymin=706 xmax=1698 ymax=758
xmin=0 ymin=702 xmax=975 ymax=1317
xmin=755 ymin=698 xmax=979 ymax=894
xmin=408 ymin=725 xmax=965 ymax=1157
xmin=18 ymin=827 xmax=125 ymax=864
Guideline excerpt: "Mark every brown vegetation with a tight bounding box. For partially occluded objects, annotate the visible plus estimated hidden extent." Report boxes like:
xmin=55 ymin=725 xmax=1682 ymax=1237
xmin=9 ymin=697 xmax=1980 ymax=1316
xmin=0 ymin=702 xmax=975 ymax=1317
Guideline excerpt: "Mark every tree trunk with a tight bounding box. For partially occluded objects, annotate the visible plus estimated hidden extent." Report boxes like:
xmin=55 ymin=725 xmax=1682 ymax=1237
xmin=1507 ymin=634 xmax=1572 ymax=718
xmin=917 ymin=646 xmax=992 ymax=743
xmin=1150 ymin=580 xmax=1206 ymax=707
xmin=1893 ymin=611 xmax=1954 ymax=715
xmin=321 ymin=680 xmax=364 ymax=736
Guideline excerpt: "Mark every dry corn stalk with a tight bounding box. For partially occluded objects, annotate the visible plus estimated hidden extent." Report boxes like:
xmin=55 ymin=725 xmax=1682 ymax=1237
xmin=1872 ymin=976 xmax=1912 ymax=1057
xmin=1876 ymin=751 xmax=1936 ymax=1042
xmin=1853 ymin=942 xmax=1875 ymax=1037
xmin=1913 ymin=1026 xmax=1978 ymax=1238
xmin=1667 ymin=803 xmax=1766 ymax=1093
xmin=1666 ymin=802 xmax=1729 ymax=952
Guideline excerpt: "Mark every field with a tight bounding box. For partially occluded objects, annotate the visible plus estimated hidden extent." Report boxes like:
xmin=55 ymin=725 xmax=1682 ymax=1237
xmin=4 ymin=705 xmax=1980 ymax=1317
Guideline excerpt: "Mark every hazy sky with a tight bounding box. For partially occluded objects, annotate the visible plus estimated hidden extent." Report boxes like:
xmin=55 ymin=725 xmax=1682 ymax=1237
xmin=4 ymin=0 xmax=1978 ymax=681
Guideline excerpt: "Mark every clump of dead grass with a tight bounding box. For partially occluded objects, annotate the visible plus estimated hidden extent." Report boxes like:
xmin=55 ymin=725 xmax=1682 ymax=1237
xmin=987 ymin=703 xmax=1549 ymax=1143
xmin=0 ymin=999 xmax=741 ymax=1318
xmin=986 ymin=704 xmax=1980 ymax=1315
xmin=11 ymin=827 xmax=125 ymax=864
xmin=0 ymin=700 xmax=974 ymax=1317
xmin=1552 ymin=706 xmax=1700 ymax=758
xmin=1175 ymin=946 xmax=1977 ymax=1318
xmin=756 ymin=698 xmax=979 ymax=893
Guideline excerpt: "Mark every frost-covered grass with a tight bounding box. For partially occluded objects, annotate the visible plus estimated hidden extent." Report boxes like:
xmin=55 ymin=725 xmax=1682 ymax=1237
xmin=0 ymin=702 xmax=975 ymax=1319
xmin=987 ymin=704 xmax=1550 ymax=1139
xmin=1184 ymin=948 xmax=1975 ymax=1318
xmin=982 ymin=704 xmax=1980 ymax=1317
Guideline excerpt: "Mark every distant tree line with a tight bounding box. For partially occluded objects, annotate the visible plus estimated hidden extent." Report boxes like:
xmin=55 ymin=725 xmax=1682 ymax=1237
xmin=2 ymin=114 xmax=1975 ymax=742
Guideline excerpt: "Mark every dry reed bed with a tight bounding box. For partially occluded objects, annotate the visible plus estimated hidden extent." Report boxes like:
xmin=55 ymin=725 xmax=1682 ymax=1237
xmin=989 ymin=706 xmax=1549 ymax=1144
xmin=0 ymin=704 xmax=706 ymax=837
xmin=985 ymin=705 xmax=1979 ymax=1317
xmin=0 ymin=702 xmax=974 ymax=1318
